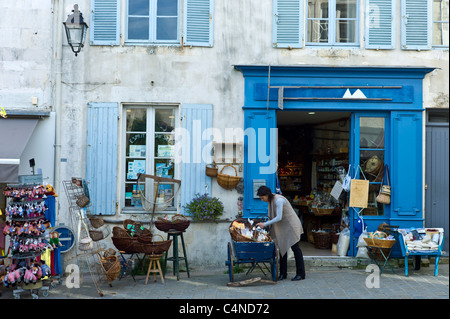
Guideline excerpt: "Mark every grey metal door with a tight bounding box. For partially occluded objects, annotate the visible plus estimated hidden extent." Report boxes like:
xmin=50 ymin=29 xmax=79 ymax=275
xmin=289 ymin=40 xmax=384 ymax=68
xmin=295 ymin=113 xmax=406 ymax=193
xmin=425 ymin=110 xmax=449 ymax=252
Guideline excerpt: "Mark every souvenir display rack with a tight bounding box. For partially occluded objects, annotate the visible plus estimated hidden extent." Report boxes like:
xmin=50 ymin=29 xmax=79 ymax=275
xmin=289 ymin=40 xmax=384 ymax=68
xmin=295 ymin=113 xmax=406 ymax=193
xmin=2 ymin=184 xmax=53 ymax=299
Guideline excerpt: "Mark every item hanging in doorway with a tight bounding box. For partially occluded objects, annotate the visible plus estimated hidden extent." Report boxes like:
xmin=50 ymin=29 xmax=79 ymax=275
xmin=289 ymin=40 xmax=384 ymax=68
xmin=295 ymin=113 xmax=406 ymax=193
xmin=342 ymin=165 xmax=351 ymax=192
xmin=376 ymin=165 xmax=391 ymax=205
xmin=349 ymin=165 xmax=369 ymax=208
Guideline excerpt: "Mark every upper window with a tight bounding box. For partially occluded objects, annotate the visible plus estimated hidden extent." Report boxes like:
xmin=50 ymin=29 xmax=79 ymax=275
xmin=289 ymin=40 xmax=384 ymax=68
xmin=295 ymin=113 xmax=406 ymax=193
xmin=126 ymin=0 xmax=180 ymax=44
xmin=432 ymin=0 xmax=449 ymax=47
xmin=306 ymin=0 xmax=359 ymax=46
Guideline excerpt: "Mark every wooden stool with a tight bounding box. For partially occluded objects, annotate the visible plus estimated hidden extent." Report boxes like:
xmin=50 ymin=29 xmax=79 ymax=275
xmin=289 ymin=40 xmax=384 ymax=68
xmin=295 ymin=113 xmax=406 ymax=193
xmin=163 ymin=230 xmax=190 ymax=280
xmin=145 ymin=254 xmax=164 ymax=285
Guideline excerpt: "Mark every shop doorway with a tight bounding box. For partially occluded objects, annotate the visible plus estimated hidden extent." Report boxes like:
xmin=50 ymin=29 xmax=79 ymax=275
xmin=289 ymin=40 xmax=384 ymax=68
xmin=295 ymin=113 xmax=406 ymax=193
xmin=277 ymin=111 xmax=351 ymax=256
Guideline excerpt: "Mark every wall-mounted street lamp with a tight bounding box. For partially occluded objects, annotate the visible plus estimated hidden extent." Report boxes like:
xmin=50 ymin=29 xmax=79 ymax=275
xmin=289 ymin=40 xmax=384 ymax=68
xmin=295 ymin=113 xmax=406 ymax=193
xmin=63 ymin=4 xmax=88 ymax=56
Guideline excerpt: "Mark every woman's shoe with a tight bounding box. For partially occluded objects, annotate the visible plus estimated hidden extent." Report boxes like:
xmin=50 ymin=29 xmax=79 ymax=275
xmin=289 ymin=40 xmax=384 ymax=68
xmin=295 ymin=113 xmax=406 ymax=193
xmin=291 ymin=275 xmax=304 ymax=281
xmin=278 ymin=274 xmax=287 ymax=281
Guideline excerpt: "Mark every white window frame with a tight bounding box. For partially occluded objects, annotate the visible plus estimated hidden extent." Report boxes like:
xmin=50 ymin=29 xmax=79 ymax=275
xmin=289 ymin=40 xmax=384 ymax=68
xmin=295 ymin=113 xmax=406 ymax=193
xmin=121 ymin=104 xmax=180 ymax=214
xmin=306 ymin=0 xmax=360 ymax=47
xmin=432 ymin=0 xmax=449 ymax=48
xmin=125 ymin=0 xmax=181 ymax=45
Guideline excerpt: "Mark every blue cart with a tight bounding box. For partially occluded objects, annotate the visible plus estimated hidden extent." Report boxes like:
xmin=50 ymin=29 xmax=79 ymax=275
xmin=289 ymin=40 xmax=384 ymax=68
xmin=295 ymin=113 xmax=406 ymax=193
xmin=393 ymin=228 xmax=445 ymax=276
xmin=225 ymin=240 xmax=278 ymax=282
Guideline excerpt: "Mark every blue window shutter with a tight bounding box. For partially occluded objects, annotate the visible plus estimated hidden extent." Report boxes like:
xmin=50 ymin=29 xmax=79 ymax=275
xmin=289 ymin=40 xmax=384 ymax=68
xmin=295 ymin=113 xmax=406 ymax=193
xmin=183 ymin=0 xmax=214 ymax=47
xmin=180 ymin=104 xmax=213 ymax=213
xmin=86 ymin=102 xmax=119 ymax=215
xmin=391 ymin=112 xmax=422 ymax=217
xmin=243 ymin=110 xmax=277 ymax=218
xmin=273 ymin=0 xmax=303 ymax=48
xmin=90 ymin=0 xmax=121 ymax=45
xmin=365 ymin=0 xmax=395 ymax=49
xmin=401 ymin=0 xmax=432 ymax=50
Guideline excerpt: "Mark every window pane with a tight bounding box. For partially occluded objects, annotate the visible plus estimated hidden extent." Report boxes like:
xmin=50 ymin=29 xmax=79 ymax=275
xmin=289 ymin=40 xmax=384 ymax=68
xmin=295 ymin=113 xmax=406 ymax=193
xmin=128 ymin=17 xmax=149 ymax=40
xmin=336 ymin=19 xmax=356 ymax=43
xmin=308 ymin=0 xmax=329 ymax=18
xmin=157 ymin=0 xmax=177 ymax=16
xmin=307 ymin=20 xmax=329 ymax=42
xmin=359 ymin=117 xmax=385 ymax=149
xmin=129 ymin=0 xmax=149 ymax=15
xmin=125 ymin=182 xmax=143 ymax=207
xmin=336 ymin=0 xmax=357 ymax=19
xmin=155 ymin=134 xmax=175 ymax=158
xmin=155 ymin=109 xmax=176 ymax=132
xmin=156 ymin=17 xmax=178 ymax=40
xmin=126 ymin=108 xmax=146 ymax=131
xmin=360 ymin=150 xmax=384 ymax=182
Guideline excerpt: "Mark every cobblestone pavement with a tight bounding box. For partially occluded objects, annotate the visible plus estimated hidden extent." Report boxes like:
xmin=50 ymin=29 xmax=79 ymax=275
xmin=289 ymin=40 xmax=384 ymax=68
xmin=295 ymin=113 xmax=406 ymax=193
xmin=1 ymin=263 xmax=448 ymax=301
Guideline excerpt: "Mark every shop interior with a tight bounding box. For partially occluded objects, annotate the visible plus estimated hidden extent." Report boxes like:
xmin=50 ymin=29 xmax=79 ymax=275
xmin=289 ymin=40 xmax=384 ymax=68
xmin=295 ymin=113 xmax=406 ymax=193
xmin=277 ymin=111 xmax=351 ymax=256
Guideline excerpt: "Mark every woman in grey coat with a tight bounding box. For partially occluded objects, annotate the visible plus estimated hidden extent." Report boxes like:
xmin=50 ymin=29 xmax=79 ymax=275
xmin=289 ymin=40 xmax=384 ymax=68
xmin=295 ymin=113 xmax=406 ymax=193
xmin=256 ymin=186 xmax=305 ymax=281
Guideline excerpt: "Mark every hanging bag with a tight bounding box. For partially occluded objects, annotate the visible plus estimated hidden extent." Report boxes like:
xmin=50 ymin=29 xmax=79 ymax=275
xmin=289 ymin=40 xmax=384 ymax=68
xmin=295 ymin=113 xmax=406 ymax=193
xmin=349 ymin=165 xmax=369 ymax=208
xmin=342 ymin=165 xmax=352 ymax=192
xmin=376 ymin=165 xmax=391 ymax=205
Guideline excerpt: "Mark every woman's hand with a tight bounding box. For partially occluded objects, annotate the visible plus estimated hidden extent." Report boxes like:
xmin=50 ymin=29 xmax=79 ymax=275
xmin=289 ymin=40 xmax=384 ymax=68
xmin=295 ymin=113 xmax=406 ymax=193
xmin=256 ymin=222 xmax=265 ymax=229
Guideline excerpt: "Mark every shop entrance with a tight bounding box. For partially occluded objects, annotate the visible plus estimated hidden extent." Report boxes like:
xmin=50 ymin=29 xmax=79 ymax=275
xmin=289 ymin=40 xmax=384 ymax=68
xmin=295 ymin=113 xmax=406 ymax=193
xmin=277 ymin=111 xmax=351 ymax=256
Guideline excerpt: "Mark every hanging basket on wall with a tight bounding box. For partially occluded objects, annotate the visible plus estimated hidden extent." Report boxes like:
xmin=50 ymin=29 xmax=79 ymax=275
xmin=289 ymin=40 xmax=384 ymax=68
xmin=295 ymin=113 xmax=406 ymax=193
xmin=217 ymin=164 xmax=241 ymax=190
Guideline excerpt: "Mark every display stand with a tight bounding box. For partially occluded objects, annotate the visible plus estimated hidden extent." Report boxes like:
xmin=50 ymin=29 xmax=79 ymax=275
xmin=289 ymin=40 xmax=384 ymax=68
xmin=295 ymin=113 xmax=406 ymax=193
xmin=2 ymin=184 xmax=55 ymax=299
xmin=62 ymin=179 xmax=108 ymax=296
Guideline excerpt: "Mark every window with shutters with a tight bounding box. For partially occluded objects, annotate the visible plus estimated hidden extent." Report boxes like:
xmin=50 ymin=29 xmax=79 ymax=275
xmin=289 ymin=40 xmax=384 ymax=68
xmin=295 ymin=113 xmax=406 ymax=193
xmin=432 ymin=0 xmax=449 ymax=47
xmin=90 ymin=0 xmax=214 ymax=47
xmin=306 ymin=0 xmax=359 ymax=46
xmin=126 ymin=0 xmax=180 ymax=44
xmin=122 ymin=105 xmax=178 ymax=211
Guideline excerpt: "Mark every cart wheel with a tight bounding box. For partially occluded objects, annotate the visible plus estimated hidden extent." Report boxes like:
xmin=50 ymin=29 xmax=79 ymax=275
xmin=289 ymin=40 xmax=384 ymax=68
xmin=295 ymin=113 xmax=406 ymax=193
xmin=227 ymin=242 xmax=234 ymax=282
xmin=413 ymin=255 xmax=421 ymax=270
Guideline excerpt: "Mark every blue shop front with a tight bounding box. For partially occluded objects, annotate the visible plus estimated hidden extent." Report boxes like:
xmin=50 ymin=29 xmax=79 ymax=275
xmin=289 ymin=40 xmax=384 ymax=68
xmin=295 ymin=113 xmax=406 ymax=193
xmin=234 ymin=65 xmax=434 ymax=257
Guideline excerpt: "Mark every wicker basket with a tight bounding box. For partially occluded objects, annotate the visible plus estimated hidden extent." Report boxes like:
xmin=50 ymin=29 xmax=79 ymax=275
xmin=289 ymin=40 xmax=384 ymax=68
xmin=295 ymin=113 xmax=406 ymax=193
xmin=99 ymin=255 xmax=121 ymax=282
xmin=89 ymin=229 xmax=104 ymax=241
xmin=312 ymin=207 xmax=335 ymax=216
xmin=229 ymin=226 xmax=255 ymax=242
xmin=123 ymin=219 xmax=151 ymax=237
xmin=312 ymin=231 xmax=331 ymax=249
xmin=172 ymin=214 xmax=191 ymax=232
xmin=112 ymin=226 xmax=138 ymax=253
xmin=217 ymin=164 xmax=241 ymax=190
xmin=363 ymin=237 xmax=396 ymax=249
xmin=137 ymin=233 xmax=154 ymax=244
xmin=136 ymin=234 xmax=172 ymax=255
xmin=154 ymin=219 xmax=175 ymax=232
xmin=89 ymin=217 xmax=104 ymax=229
xmin=205 ymin=164 xmax=218 ymax=177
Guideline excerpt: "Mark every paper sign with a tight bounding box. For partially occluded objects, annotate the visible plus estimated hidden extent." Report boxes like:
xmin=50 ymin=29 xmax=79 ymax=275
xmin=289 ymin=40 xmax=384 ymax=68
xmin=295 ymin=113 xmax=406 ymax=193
xmin=349 ymin=179 xmax=369 ymax=208
xmin=330 ymin=180 xmax=343 ymax=201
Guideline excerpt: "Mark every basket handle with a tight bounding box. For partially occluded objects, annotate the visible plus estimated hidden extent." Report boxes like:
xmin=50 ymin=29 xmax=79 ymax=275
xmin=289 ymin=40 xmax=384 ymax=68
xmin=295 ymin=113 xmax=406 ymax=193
xmin=152 ymin=234 xmax=164 ymax=242
xmin=220 ymin=164 xmax=237 ymax=176
xmin=172 ymin=214 xmax=187 ymax=221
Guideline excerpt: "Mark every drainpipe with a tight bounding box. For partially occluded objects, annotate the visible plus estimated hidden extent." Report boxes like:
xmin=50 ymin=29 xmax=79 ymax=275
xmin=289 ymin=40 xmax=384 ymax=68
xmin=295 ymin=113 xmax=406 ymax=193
xmin=52 ymin=0 xmax=64 ymax=223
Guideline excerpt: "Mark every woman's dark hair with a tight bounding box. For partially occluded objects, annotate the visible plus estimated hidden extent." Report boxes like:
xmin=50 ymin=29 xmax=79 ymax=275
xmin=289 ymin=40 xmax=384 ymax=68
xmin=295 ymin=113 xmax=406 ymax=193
xmin=256 ymin=185 xmax=274 ymax=201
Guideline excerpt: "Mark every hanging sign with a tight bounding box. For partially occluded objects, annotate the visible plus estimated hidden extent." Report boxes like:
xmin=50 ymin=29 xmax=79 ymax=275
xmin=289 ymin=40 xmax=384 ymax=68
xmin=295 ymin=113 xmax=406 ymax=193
xmin=349 ymin=179 xmax=369 ymax=208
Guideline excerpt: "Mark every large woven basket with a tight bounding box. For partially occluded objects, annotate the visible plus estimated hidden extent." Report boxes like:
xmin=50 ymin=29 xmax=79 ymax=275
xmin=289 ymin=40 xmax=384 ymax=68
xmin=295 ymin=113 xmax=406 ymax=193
xmin=112 ymin=226 xmax=138 ymax=253
xmin=172 ymin=214 xmax=190 ymax=231
xmin=312 ymin=231 xmax=331 ymax=249
xmin=217 ymin=164 xmax=241 ymax=190
xmin=99 ymin=255 xmax=121 ymax=282
xmin=136 ymin=234 xmax=172 ymax=255
xmin=123 ymin=219 xmax=151 ymax=237
xmin=363 ymin=237 xmax=396 ymax=249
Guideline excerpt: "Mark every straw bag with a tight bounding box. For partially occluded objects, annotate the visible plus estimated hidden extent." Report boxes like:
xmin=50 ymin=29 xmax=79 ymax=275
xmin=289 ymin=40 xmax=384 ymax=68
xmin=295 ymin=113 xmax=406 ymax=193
xmin=376 ymin=165 xmax=391 ymax=205
xmin=217 ymin=164 xmax=241 ymax=190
